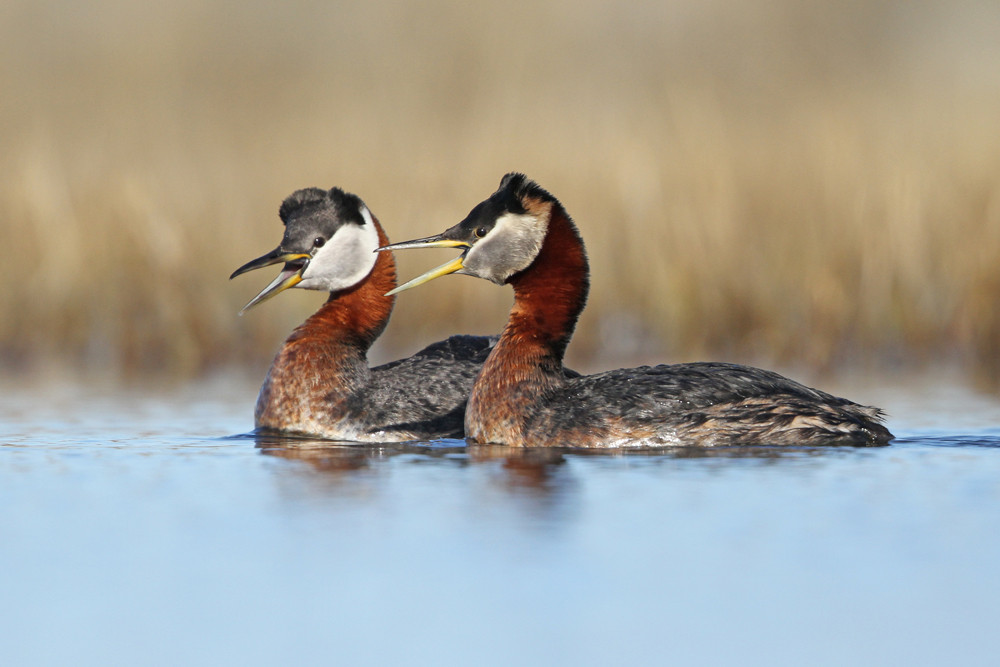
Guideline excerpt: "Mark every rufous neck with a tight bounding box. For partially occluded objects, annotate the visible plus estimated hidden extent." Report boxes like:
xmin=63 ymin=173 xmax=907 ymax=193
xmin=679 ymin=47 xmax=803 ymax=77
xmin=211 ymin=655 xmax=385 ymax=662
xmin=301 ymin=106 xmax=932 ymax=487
xmin=293 ymin=217 xmax=397 ymax=350
xmin=505 ymin=205 xmax=590 ymax=361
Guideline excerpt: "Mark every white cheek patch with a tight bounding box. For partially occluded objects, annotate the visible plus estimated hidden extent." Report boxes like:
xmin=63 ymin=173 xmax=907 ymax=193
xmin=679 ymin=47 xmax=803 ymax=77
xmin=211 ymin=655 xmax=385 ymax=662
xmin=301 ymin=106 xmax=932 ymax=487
xmin=298 ymin=206 xmax=379 ymax=292
xmin=465 ymin=212 xmax=548 ymax=284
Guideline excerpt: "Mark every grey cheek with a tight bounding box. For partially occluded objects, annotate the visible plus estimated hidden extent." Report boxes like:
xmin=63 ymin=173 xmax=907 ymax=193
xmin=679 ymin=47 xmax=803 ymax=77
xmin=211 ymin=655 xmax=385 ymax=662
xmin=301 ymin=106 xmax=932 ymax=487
xmin=464 ymin=249 xmax=511 ymax=285
xmin=460 ymin=255 xmax=490 ymax=282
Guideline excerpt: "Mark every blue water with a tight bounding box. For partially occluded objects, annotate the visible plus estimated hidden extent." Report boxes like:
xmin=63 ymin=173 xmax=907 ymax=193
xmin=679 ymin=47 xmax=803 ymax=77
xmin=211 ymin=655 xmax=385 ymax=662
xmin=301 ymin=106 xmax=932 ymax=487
xmin=2 ymin=377 xmax=999 ymax=666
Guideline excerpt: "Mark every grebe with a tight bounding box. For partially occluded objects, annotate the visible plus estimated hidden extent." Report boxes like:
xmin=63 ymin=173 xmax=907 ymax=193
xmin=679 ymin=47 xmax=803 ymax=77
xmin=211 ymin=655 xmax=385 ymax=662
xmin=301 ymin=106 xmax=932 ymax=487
xmin=231 ymin=187 xmax=495 ymax=441
xmin=379 ymin=173 xmax=893 ymax=448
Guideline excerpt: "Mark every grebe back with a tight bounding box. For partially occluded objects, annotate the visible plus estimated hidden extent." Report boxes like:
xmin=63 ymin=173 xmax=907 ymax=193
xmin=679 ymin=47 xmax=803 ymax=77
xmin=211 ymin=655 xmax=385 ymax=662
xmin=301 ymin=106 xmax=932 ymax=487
xmin=379 ymin=173 xmax=892 ymax=448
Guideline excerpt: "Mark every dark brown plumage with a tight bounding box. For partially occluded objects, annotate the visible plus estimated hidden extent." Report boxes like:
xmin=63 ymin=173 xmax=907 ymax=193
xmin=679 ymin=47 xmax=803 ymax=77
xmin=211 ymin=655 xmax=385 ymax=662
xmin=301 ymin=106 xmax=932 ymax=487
xmin=381 ymin=173 xmax=893 ymax=448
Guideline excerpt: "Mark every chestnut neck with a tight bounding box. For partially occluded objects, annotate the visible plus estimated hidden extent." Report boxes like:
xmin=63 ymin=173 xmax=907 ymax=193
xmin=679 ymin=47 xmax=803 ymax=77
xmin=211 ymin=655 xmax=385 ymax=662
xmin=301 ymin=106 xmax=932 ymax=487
xmin=465 ymin=204 xmax=589 ymax=443
xmin=502 ymin=204 xmax=590 ymax=364
xmin=288 ymin=217 xmax=397 ymax=352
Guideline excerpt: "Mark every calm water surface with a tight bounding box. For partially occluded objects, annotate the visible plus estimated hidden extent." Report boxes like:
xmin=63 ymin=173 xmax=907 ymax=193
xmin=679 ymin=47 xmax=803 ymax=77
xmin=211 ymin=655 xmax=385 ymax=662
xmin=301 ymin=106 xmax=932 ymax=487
xmin=2 ymin=376 xmax=999 ymax=666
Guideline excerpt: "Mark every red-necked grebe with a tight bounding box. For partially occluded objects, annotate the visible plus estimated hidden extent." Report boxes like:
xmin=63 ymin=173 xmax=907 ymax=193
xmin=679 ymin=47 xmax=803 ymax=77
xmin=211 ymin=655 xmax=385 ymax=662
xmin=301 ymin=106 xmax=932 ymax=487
xmin=231 ymin=187 xmax=494 ymax=441
xmin=379 ymin=173 xmax=893 ymax=448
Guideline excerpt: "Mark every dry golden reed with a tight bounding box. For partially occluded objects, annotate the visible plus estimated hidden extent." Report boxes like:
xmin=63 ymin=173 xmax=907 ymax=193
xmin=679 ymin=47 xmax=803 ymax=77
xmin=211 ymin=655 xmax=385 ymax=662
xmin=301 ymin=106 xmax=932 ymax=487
xmin=2 ymin=0 xmax=1000 ymax=385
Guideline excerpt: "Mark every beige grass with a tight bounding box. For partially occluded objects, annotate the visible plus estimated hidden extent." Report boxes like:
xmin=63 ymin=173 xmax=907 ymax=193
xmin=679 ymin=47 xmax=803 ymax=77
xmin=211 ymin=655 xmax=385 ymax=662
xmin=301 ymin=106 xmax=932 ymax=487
xmin=2 ymin=0 xmax=999 ymax=386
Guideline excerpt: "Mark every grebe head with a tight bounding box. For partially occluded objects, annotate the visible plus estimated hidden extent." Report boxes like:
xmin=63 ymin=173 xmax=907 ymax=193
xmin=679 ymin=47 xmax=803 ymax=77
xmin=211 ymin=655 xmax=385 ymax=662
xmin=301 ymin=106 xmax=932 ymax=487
xmin=231 ymin=187 xmax=381 ymax=313
xmin=379 ymin=173 xmax=557 ymax=294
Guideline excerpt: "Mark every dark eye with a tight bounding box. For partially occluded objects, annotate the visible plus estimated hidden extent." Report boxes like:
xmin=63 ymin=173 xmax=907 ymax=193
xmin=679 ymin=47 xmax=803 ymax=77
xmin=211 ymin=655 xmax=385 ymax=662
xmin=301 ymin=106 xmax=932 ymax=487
xmin=313 ymin=237 xmax=326 ymax=248
xmin=475 ymin=226 xmax=489 ymax=238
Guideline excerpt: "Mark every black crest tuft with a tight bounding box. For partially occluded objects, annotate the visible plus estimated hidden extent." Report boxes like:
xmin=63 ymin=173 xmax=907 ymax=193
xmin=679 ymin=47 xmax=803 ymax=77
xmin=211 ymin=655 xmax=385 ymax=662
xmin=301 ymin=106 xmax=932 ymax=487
xmin=278 ymin=187 xmax=367 ymax=227
xmin=498 ymin=173 xmax=557 ymax=207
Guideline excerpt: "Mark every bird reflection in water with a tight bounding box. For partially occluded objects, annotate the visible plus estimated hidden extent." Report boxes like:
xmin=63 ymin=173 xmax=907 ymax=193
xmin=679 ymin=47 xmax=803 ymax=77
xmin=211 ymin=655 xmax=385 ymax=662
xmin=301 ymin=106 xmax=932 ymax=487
xmin=254 ymin=433 xmax=464 ymax=474
xmin=254 ymin=433 xmax=571 ymax=495
xmin=253 ymin=432 xmax=845 ymax=498
xmin=469 ymin=445 xmax=570 ymax=495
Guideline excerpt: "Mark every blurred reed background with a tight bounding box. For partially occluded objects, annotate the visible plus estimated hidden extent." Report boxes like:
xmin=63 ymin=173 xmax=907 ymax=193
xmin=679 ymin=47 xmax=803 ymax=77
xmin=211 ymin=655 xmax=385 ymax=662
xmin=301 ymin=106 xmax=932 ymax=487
xmin=2 ymin=0 xmax=999 ymax=386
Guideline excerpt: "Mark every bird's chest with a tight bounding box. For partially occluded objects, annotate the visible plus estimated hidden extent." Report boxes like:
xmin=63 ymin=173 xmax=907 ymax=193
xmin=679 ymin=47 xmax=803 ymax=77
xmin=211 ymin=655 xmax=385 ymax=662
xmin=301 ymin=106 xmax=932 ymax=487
xmin=465 ymin=359 xmax=560 ymax=446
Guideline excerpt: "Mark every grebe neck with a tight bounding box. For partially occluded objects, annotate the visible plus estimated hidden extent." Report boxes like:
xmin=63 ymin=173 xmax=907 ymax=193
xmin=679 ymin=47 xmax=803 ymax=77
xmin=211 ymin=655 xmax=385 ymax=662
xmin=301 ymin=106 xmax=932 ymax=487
xmin=254 ymin=220 xmax=397 ymax=433
xmin=504 ymin=204 xmax=589 ymax=362
xmin=289 ymin=219 xmax=396 ymax=352
xmin=465 ymin=205 xmax=589 ymax=443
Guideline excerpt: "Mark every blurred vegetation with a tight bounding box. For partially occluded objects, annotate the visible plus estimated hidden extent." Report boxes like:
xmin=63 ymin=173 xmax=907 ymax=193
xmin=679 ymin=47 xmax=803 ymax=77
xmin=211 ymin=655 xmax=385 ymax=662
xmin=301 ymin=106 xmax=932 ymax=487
xmin=2 ymin=0 xmax=999 ymax=385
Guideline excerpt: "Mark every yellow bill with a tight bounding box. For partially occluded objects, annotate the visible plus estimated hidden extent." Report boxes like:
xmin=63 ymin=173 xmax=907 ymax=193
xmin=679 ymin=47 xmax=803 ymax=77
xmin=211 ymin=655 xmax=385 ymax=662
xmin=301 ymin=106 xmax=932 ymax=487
xmin=377 ymin=235 xmax=471 ymax=296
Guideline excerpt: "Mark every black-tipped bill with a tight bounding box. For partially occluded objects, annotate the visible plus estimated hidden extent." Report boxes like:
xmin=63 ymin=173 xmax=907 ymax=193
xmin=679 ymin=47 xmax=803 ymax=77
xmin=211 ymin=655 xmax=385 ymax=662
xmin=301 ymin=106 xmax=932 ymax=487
xmin=230 ymin=248 xmax=311 ymax=314
xmin=377 ymin=236 xmax=470 ymax=296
